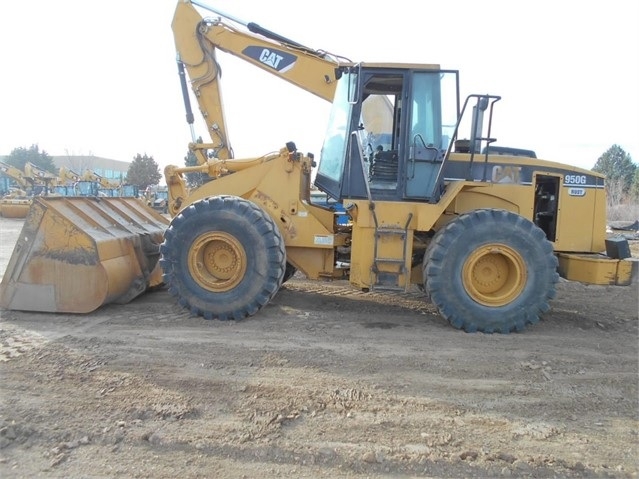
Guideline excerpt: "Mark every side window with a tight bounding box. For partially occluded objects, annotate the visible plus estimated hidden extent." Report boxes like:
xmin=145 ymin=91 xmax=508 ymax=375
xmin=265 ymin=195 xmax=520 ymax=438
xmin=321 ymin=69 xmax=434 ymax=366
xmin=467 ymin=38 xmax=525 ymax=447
xmin=409 ymin=71 xmax=459 ymax=153
xmin=410 ymin=73 xmax=442 ymax=149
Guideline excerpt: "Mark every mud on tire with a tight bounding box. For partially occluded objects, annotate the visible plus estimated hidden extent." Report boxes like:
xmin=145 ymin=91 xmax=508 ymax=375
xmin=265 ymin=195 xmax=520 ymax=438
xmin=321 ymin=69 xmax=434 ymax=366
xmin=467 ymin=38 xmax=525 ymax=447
xmin=160 ymin=196 xmax=286 ymax=320
xmin=423 ymin=208 xmax=559 ymax=333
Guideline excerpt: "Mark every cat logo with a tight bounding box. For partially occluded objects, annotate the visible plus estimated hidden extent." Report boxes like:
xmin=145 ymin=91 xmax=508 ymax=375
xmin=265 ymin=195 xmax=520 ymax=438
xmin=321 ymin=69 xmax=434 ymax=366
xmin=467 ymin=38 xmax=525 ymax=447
xmin=242 ymin=46 xmax=297 ymax=73
xmin=259 ymin=49 xmax=283 ymax=69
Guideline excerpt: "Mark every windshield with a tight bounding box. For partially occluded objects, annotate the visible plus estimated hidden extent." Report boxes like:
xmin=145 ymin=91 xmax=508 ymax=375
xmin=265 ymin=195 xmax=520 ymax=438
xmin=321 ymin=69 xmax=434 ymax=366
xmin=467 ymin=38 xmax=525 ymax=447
xmin=316 ymin=72 xmax=396 ymax=186
xmin=316 ymin=72 xmax=355 ymax=182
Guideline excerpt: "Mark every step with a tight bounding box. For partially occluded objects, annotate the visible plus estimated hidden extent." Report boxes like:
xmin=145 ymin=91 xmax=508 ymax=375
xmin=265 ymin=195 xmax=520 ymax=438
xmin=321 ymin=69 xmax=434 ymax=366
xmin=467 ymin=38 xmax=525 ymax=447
xmin=372 ymin=284 xmax=406 ymax=292
xmin=376 ymin=228 xmax=406 ymax=236
xmin=374 ymin=258 xmax=406 ymax=265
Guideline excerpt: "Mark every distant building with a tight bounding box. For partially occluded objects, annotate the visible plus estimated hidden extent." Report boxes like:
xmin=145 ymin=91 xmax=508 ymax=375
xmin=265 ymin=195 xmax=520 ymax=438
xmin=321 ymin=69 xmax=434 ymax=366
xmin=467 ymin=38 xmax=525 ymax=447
xmin=52 ymin=155 xmax=130 ymax=182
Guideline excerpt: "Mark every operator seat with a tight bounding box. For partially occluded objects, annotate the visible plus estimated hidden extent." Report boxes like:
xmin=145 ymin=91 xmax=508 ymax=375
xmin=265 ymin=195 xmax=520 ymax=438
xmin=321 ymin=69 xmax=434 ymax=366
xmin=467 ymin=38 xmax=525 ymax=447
xmin=369 ymin=147 xmax=398 ymax=183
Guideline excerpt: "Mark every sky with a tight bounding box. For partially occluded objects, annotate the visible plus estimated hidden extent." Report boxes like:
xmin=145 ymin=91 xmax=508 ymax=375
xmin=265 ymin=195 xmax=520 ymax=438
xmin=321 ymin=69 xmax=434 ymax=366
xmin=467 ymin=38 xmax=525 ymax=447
xmin=1 ymin=0 xmax=637 ymax=182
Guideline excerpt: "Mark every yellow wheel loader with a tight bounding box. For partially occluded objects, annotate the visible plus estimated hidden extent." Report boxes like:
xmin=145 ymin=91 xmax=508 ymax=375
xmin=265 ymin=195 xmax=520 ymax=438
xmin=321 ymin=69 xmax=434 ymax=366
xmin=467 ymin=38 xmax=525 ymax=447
xmin=159 ymin=1 xmax=633 ymax=333
xmin=0 ymin=161 xmax=57 ymax=218
xmin=1 ymin=0 xmax=633 ymax=333
xmin=144 ymin=186 xmax=170 ymax=214
xmin=0 ymin=161 xmax=33 ymax=218
xmin=51 ymin=166 xmax=81 ymax=196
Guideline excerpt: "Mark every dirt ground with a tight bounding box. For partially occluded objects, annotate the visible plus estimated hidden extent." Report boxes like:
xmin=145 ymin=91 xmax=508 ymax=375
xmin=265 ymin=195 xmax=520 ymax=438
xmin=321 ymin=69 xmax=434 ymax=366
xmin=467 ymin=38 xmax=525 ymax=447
xmin=0 ymin=216 xmax=638 ymax=479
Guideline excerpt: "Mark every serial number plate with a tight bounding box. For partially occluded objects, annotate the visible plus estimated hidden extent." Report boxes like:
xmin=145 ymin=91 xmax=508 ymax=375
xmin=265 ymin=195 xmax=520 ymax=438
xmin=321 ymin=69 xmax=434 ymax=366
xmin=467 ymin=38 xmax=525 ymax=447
xmin=314 ymin=235 xmax=334 ymax=246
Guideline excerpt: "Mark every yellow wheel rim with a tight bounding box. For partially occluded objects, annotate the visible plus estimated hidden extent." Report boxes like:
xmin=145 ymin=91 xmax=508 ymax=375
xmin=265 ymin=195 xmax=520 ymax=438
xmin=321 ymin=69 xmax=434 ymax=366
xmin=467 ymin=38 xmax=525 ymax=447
xmin=188 ymin=232 xmax=247 ymax=292
xmin=462 ymin=243 xmax=527 ymax=306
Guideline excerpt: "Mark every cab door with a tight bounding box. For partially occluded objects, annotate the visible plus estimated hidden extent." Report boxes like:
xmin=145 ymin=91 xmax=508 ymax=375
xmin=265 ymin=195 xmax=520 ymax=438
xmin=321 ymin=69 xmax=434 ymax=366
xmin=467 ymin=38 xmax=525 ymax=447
xmin=403 ymin=70 xmax=459 ymax=203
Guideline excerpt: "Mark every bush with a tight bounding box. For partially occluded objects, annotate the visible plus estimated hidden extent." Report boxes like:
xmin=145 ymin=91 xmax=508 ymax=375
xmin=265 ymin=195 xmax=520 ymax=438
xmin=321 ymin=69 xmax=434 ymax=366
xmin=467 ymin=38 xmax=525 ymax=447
xmin=608 ymin=202 xmax=639 ymax=222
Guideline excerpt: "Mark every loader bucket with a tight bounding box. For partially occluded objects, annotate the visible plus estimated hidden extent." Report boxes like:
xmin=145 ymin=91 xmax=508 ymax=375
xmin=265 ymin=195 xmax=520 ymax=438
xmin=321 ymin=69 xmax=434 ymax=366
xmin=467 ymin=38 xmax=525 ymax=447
xmin=0 ymin=198 xmax=31 ymax=218
xmin=0 ymin=196 xmax=169 ymax=314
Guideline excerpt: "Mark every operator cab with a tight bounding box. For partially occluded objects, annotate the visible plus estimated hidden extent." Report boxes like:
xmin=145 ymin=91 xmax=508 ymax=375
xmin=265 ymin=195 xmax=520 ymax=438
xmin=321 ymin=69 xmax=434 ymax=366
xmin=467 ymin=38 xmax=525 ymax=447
xmin=314 ymin=64 xmax=459 ymax=203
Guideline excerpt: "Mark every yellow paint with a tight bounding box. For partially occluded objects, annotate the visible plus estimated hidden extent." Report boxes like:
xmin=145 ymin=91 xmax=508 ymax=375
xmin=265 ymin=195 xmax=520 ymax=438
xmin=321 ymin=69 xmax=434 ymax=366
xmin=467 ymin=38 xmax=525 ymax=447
xmin=462 ymin=243 xmax=526 ymax=306
xmin=0 ymin=196 xmax=168 ymax=313
xmin=557 ymin=253 xmax=634 ymax=286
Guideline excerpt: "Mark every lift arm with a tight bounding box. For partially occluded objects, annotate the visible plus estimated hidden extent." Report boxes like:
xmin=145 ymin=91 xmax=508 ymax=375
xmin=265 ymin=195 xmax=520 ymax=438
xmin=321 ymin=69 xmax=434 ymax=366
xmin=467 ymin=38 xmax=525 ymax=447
xmin=172 ymin=0 xmax=348 ymax=163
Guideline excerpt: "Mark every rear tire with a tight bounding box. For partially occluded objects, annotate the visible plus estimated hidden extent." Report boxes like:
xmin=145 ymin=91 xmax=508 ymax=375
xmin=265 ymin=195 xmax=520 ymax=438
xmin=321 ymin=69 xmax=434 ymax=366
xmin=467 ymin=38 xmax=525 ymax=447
xmin=424 ymin=209 xmax=558 ymax=333
xmin=160 ymin=196 xmax=286 ymax=320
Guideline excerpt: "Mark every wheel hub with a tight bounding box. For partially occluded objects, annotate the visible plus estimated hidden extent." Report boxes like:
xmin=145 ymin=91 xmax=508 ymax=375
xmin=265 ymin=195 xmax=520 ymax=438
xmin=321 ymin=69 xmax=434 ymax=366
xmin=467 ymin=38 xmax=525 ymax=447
xmin=462 ymin=243 xmax=526 ymax=306
xmin=188 ymin=232 xmax=247 ymax=292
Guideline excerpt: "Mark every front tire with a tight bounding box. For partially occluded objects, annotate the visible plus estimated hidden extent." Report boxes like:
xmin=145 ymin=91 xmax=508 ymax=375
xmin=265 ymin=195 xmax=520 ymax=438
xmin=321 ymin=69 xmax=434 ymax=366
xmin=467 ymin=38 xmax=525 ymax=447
xmin=160 ymin=196 xmax=286 ymax=320
xmin=424 ymin=209 xmax=558 ymax=333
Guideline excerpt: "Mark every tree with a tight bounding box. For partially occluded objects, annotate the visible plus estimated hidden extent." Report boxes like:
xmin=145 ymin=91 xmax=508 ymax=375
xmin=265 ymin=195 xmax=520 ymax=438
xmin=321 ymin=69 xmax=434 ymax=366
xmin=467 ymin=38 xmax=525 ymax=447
xmin=630 ymin=168 xmax=639 ymax=201
xmin=592 ymin=145 xmax=636 ymax=194
xmin=126 ymin=153 xmax=162 ymax=189
xmin=5 ymin=144 xmax=57 ymax=173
